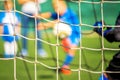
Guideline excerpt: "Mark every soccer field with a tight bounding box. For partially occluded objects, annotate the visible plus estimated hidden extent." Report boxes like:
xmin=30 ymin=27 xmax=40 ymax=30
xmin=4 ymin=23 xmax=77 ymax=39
xmin=0 ymin=0 xmax=120 ymax=80
xmin=0 ymin=31 xmax=119 ymax=80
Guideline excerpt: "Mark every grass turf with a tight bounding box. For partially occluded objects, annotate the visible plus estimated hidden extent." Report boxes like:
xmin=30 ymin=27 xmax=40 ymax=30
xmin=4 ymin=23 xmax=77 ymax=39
xmin=0 ymin=0 xmax=120 ymax=80
xmin=0 ymin=31 xmax=119 ymax=80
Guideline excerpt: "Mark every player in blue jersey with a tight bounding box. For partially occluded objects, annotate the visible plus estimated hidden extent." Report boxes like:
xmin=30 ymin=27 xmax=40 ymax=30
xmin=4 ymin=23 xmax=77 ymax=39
xmin=18 ymin=0 xmax=47 ymax=57
xmin=0 ymin=0 xmax=21 ymax=58
xmin=37 ymin=0 xmax=80 ymax=75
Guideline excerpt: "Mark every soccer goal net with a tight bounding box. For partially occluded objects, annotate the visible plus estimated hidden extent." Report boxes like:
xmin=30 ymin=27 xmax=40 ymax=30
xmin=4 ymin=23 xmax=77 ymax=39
xmin=0 ymin=0 xmax=120 ymax=80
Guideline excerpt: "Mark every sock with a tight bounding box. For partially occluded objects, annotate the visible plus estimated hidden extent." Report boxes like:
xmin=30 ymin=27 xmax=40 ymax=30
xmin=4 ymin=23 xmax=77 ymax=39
xmin=63 ymin=54 xmax=74 ymax=65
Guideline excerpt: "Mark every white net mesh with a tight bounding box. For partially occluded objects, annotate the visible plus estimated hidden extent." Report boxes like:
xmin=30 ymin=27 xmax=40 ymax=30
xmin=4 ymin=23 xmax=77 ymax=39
xmin=0 ymin=0 xmax=120 ymax=80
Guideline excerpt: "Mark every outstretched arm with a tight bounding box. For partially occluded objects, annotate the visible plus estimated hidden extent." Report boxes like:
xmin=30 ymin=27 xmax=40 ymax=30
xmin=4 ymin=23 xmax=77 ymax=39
xmin=93 ymin=21 xmax=114 ymax=42
xmin=38 ymin=12 xmax=52 ymax=19
xmin=37 ymin=20 xmax=59 ymax=30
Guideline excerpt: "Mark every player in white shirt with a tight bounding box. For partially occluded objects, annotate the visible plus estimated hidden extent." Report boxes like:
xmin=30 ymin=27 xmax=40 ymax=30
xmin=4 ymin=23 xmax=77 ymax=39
xmin=0 ymin=0 xmax=21 ymax=58
xmin=18 ymin=0 xmax=47 ymax=57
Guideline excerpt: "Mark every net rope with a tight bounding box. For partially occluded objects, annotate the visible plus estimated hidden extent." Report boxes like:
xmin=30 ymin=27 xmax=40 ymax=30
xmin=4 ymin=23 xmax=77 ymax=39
xmin=0 ymin=0 xmax=120 ymax=80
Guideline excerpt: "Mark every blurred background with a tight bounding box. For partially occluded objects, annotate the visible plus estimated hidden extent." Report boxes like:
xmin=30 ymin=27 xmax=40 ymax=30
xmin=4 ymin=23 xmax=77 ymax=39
xmin=0 ymin=0 xmax=120 ymax=80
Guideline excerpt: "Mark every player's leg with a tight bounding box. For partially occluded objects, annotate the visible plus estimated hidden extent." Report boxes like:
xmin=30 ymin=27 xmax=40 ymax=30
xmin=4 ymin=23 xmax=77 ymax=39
xmin=61 ymin=38 xmax=73 ymax=75
xmin=4 ymin=41 xmax=18 ymax=58
xmin=37 ymin=30 xmax=47 ymax=57
xmin=4 ymin=42 xmax=12 ymax=58
xmin=10 ymin=41 xmax=17 ymax=57
xmin=21 ymin=14 xmax=29 ymax=56
xmin=61 ymin=47 xmax=76 ymax=75
xmin=61 ymin=35 xmax=79 ymax=75
xmin=35 ymin=19 xmax=47 ymax=58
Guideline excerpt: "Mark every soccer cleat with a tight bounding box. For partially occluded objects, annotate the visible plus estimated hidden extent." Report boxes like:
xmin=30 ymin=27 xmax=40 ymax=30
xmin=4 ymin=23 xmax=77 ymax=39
xmin=60 ymin=66 xmax=71 ymax=75
xmin=21 ymin=49 xmax=28 ymax=57
xmin=38 ymin=49 xmax=48 ymax=58
xmin=60 ymin=67 xmax=71 ymax=75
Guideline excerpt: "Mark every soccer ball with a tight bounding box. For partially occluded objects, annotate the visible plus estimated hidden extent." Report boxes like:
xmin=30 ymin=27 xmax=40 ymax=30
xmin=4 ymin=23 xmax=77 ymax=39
xmin=53 ymin=22 xmax=72 ymax=39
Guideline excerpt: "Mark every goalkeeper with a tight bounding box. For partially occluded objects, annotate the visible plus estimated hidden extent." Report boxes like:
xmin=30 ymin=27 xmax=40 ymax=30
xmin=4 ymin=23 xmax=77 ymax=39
xmin=0 ymin=0 xmax=21 ymax=58
xmin=99 ymin=51 xmax=120 ymax=80
xmin=93 ymin=13 xmax=120 ymax=43
xmin=37 ymin=0 xmax=80 ymax=75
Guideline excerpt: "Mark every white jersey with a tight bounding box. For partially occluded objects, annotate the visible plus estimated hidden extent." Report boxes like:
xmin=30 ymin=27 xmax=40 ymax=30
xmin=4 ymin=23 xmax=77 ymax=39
xmin=22 ymin=1 xmax=40 ymax=14
xmin=0 ymin=12 xmax=20 ymax=42
xmin=2 ymin=12 xmax=19 ymax=35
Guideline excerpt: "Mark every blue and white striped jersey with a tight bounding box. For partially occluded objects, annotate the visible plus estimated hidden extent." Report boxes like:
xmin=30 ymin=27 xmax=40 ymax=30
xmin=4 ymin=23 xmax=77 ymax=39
xmin=0 ymin=12 xmax=21 ymax=42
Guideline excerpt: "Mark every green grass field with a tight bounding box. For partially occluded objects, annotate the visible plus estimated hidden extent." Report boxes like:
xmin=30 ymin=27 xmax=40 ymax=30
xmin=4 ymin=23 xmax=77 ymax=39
xmin=0 ymin=0 xmax=120 ymax=80
xmin=0 ymin=31 xmax=120 ymax=80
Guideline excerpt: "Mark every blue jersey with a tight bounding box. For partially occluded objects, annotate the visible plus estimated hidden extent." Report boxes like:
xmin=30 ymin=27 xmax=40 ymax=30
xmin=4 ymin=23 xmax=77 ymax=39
xmin=0 ymin=12 xmax=21 ymax=42
xmin=51 ymin=8 xmax=80 ymax=45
